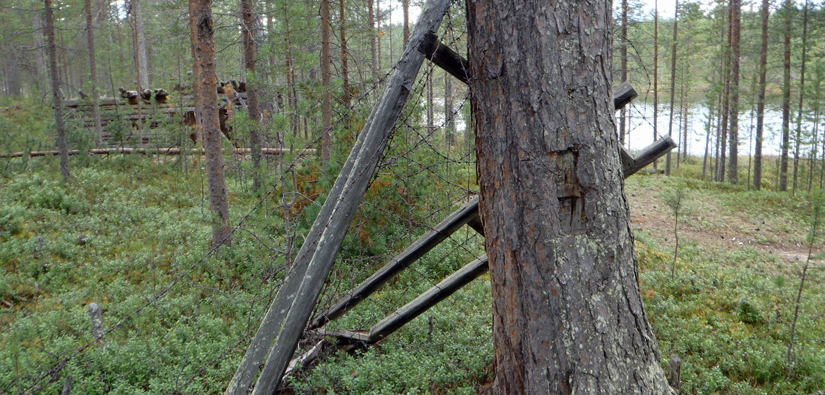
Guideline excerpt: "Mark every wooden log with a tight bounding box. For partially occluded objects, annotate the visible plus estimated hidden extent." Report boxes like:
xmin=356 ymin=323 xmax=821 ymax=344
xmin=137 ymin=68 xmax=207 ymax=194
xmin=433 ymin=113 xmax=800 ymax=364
xmin=368 ymin=256 xmax=489 ymax=342
xmin=282 ymin=340 xmax=325 ymax=378
xmin=613 ymin=81 xmax=637 ymax=111
xmin=61 ymin=376 xmax=73 ymax=395
xmin=668 ymin=354 xmax=682 ymax=391
xmin=314 ymin=329 xmax=372 ymax=344
xmin=0 ymin=147 xmax=315 ymax=158
xmin=225 ymin=0 xmax=455 ymax=393
xmin=88 ymin=302 xmax=104 ymax=344
xmin=418 ymin=32 xmax=471 ymax=84
xmin=308 ymin=197 xmax=482 ymax=330
xmin=623 ymin=136 xmax=677 ymax=176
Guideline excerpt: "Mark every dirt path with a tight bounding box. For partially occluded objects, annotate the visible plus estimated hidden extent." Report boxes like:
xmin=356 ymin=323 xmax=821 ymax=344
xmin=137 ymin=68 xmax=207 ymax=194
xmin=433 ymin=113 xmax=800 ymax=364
xmin=625 ymin=179 xmax=818 ymax=265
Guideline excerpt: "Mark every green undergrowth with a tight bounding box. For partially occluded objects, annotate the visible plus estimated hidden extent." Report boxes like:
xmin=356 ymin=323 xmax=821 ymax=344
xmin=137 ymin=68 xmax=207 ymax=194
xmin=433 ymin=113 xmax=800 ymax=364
xmin=0 ymin=153 xmax=823 ymax=394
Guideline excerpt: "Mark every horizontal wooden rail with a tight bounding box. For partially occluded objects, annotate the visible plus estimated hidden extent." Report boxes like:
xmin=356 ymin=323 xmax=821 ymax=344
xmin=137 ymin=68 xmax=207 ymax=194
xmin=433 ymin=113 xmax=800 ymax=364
xmin=0 ymin=147 xmax=314 ymax=158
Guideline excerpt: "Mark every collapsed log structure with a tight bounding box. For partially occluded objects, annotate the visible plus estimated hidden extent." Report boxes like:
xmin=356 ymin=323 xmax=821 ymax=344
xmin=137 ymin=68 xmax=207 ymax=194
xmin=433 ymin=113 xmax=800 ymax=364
xmin=60 ymin=82 xmax=247 ymax=146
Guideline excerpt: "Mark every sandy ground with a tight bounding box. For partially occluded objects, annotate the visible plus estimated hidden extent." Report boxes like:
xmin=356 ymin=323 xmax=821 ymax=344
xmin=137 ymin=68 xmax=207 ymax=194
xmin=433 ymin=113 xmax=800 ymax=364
xmin=625 ymin=178 xmax=819 ymax=265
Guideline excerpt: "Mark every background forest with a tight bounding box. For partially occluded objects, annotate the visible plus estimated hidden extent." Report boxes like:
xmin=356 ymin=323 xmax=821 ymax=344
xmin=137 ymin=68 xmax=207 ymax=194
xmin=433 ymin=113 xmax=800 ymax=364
xmin=0 ymin=0 xmax=824 ymax=393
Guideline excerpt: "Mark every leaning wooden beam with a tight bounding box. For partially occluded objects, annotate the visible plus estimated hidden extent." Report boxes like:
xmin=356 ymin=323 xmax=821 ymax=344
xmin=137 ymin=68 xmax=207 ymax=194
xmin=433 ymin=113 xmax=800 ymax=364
xmin=0 ymin=147 xmax=313 ymax=159
xmin=224 ymin=0 xmax=455 ymax=393
xmin=308 ymin=197 xmax=482 ymax=330
xmin=368 ymin=256 xmax=489 ymax=343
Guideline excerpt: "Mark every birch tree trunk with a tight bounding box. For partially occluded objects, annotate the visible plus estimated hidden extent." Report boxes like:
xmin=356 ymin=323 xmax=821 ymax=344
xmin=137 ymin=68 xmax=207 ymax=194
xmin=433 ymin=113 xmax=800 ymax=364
xmin=467 ymin=0 xmax=675 ymax=392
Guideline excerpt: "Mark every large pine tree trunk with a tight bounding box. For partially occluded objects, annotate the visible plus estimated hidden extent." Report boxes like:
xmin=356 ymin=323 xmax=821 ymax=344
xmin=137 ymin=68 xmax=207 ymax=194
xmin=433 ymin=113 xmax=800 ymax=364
xmin=191 ymin=0 xmax=231 ymax=246
xmin=754 ymin=0 xmax=769 ymax=190
xmin=241 ymin=0 xmax=262 ymax=192
xmin=85 ymin=0 xmax=102 ymax=143
xmin=467 ymin=0 xmax=674 ymax=392
xmin=779 ymin=0 xmax=792 ymax=191
xmin=45 ymin=0 xmax=70 ymax=182
xmin=792 ymin=0 xmax=809 ymax=195
xmin=728 ymin=0 xmax=741 ymax=184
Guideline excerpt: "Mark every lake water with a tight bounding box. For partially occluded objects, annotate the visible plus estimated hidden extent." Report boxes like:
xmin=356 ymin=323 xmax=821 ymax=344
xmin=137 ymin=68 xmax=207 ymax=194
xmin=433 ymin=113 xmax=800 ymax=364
xmin=622 ymin=103 xmax=821 ymax=157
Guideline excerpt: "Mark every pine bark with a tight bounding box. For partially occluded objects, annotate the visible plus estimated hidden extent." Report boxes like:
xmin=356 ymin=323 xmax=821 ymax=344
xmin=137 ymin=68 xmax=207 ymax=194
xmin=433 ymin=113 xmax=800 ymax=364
xmin=241 ymin=0 xmax=262 ymax=192
xmin=793 ymin=0 xmax=809 ymax=195
xmin=45 ymin=0 xmax=71 ymax=182
xmin=779 ymin=0 xmax=792 ymax=191
xmin=321 ymin=0 xmax=332 ymax=164
xmin=666 ymin=0 xmax=679 ymax=176
xmin=754 ymin=0 xmax=769 ymax=190
xmin=466 ymin=0 xmax=675 ymax=392
xmin=85 ymin=0 xmax=103 ymax=142
xmin=192 ymin=0 xmax=231 ymax=246
xmin=728 ymin=0 xmax=741 ymax=184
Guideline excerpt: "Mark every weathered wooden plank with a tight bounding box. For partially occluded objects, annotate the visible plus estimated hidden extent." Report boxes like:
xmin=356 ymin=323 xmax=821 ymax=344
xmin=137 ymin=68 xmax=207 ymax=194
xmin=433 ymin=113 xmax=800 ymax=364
xmin=308 ymin=197 xmax=482 ymax=330
xmin=368 ymin=256 xmax=489 ymax=342
xmin=418 ymin=32 xmax=471 ymax=84
xmin=314 ymin=329 xmax=372 ymax=344
xmin=225 ymin=1 xmax=455 ymax=393
xmin=623 ymin=136 xmax=677 ymax=177
xmin=613 ymin=81 xmax=637 ymax=111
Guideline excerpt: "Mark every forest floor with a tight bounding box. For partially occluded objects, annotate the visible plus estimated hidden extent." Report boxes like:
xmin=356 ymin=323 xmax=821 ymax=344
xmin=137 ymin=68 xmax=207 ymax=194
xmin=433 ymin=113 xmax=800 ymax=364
xmin=1 ymin=155 xmax=824 ymax=394
xmin=627 ymin=176 xmax=819 ymax=265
